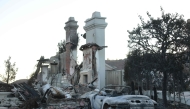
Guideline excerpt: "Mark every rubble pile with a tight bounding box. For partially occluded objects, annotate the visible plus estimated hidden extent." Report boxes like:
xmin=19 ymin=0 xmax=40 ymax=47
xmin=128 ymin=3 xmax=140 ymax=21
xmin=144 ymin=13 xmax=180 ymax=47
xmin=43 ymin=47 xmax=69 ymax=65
xmin=0 ymin=81 xmax=92 ymax=108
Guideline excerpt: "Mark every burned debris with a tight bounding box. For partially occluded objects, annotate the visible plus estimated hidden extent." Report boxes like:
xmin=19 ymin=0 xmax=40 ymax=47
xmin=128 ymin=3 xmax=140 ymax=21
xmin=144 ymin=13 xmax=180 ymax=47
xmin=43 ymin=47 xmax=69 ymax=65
xmin=0 ymin=11 xmax=158 ymax=109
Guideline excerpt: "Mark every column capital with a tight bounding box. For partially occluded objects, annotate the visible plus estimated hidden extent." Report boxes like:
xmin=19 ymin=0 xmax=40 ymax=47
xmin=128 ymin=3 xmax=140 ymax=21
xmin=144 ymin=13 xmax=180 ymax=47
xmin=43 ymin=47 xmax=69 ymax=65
xmin=84 ymin=12 xmax=107 ymax=31
xmin=64 ymin=17 xmax=79 ymax=30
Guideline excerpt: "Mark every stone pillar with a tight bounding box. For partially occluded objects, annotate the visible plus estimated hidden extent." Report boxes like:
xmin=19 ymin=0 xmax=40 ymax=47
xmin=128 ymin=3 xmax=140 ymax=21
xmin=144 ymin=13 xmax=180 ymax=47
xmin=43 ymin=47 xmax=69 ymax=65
xmin=64 ymin=17 xmax=79 ymax=76
xmin=83 ymin=12 xmax=107 ymax=89
xmin=41 ymin=65 xmax=49 ymax=84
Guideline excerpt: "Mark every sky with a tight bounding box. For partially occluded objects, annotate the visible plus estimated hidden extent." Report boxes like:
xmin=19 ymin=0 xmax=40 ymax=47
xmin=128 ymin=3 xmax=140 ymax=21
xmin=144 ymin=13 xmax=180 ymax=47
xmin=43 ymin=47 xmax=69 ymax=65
xmin=0 ymin=0 xmax=190 ymax=81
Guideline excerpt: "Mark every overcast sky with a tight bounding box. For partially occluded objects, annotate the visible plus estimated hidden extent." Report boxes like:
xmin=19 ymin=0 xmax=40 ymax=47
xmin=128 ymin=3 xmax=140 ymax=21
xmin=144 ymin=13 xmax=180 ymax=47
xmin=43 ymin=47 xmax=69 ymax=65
xmin=0 ymin=0 xmax=190 ymax=80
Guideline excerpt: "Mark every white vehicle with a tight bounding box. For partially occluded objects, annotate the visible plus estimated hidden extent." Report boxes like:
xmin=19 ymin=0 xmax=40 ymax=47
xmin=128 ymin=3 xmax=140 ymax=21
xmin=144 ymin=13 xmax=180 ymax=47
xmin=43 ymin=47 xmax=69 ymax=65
xmin=84 ymin=85 xmax=157 ymax=109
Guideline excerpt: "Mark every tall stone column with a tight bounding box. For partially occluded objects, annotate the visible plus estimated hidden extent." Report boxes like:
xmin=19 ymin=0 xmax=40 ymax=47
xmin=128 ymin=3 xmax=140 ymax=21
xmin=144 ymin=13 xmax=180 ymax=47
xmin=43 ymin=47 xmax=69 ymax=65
xmin=83 ymin=12 xmax=107 ymax=89
xmin=64 ymin=17 xmax=79 ymax=76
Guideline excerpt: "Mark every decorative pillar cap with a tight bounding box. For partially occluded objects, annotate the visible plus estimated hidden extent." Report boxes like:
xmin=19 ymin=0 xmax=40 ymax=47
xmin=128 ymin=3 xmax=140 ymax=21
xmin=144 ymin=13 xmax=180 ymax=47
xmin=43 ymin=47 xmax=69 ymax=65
xmin=84 ymin=12 xmax=107 ymax=31
xmin=64 ymin=17 xmax=78 ymax=30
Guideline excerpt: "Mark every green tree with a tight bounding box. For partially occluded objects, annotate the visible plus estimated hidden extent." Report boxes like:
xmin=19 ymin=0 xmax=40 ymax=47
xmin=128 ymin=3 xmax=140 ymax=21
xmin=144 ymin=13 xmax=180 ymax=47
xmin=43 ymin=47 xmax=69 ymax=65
xmin=124 ymin=50 xmax=159 ymax=90
xmin=0 ymin=56 xmax=18 ymax=84
xmin=57 ymin=40 xmax=66 ymax=54
xmin=128 ymin=8 xmax=190 ymax=107
xmin=124 ymin=50 xmax=143 ymax=84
